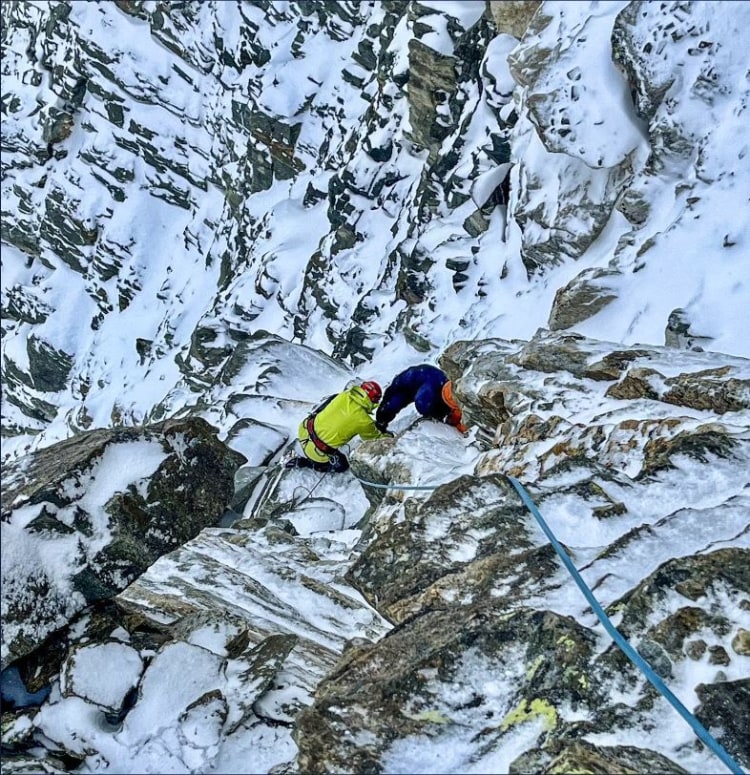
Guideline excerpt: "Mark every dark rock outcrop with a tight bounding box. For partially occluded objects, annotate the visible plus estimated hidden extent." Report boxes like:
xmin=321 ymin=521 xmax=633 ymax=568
xmin=1 ymin=417 xmax=245 ymax=669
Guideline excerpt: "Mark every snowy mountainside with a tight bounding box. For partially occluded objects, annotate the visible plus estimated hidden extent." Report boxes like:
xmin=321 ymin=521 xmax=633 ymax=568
xmin=2 ymin=329 xmax=748 ymax=774
xmin=2 ymin=0 xmax=748 ymax=463
xmin=2 ymin=1 xmax=750 ymax=774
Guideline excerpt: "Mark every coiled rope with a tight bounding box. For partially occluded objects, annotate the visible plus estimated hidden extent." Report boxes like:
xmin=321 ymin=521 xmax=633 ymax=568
xmin=507 ymin=475 xmax=744 ymax=775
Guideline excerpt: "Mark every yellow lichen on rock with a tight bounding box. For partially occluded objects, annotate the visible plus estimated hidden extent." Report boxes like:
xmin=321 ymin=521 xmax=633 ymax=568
xmin=500 ymin=697 xmax=558 ymax=731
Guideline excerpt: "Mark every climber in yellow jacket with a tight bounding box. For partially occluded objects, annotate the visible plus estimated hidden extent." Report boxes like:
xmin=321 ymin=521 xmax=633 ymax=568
xmin=285 ymin=381 xmax=389 ymax=473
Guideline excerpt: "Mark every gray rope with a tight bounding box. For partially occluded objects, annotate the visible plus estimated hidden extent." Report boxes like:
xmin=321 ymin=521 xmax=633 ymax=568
xmin=352 ymin=474 xmax=441 ymax=491
xmin=290 ymin=469 xmax=330 ymax=507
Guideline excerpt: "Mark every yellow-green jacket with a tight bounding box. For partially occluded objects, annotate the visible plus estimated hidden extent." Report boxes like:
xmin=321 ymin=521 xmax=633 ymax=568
xmin=297 ymin=385 xmax=386 ymax=463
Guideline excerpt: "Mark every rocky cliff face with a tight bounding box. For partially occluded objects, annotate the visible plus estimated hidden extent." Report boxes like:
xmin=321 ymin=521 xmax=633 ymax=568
xmin=1 ymin=417 xmax=245 ymax=671
xmin=3 ymin=330 xmax=749 ymax=773
xmin=2 ymin=1 xmax=749 ymax=773
xmin=3 ymin=0 xmax=747 ymax=462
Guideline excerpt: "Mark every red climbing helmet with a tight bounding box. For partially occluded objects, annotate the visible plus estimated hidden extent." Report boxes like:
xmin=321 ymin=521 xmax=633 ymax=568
xmin=360 ymin=380 xmax=382 ymax=404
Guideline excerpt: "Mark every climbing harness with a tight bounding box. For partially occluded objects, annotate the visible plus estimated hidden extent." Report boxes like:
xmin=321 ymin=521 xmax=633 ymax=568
xmin=301 ymin=393 xmax=340 ymax=457
xmin=304 ymin=415 xmax=338 ymax=456
xmin=507 ymin=475 xmax=744 ymax=775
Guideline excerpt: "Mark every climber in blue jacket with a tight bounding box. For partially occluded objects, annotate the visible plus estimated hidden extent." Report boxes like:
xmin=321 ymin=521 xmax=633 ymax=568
xmin=375 ymin=364 xmax=467 ymax=433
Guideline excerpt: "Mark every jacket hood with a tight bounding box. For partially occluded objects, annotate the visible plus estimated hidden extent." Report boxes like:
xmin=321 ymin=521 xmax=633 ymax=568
xmin=348 ymin=385 xmax=376 ymax=411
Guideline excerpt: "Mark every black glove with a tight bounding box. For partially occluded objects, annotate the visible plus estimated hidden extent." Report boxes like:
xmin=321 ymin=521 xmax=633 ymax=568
xmin=329 ymin=453 xmax=350 ymax=473
xmin=375 ymin=420 xmax=389 ymax=433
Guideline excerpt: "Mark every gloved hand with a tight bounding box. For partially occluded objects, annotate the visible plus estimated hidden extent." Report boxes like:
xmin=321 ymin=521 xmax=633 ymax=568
xmin=375 ymin=420 xmax=390 ymax=434
xmin=444 ymin=408 xmax=467 ymax=433
xmin=329 ymin=453 xmax=350 ymax=473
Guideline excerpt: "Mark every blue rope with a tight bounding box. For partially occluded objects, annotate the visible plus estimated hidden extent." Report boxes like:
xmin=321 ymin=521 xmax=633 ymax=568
xmin=507 ymin=476 xmax=744 ymax=775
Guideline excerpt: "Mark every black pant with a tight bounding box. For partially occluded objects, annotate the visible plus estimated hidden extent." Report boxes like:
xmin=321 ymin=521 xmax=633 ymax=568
xmin=296 ymin=452 xmax=349 ymax=473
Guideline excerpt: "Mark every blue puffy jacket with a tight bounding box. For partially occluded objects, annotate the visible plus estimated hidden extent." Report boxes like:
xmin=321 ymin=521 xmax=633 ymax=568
xmin=375 ymin=365 xmax=449 ymax=427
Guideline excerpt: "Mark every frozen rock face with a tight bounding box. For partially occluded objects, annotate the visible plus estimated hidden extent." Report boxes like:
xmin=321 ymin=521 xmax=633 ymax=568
xmin=4 ymin=1 xmax=747 ymax=463
xmin=488 ymin=0 xmax=541 ymax=40
xmin=1 ymin=417 xmax=244 ymax=670
xmin=300 ymin=330 xmax=750 ymax=773
xmin=507 ymin=3 xmax=648 ymax=270
xmin=2 ymin=1 xmax=750 ymax=772
xmin=2 ymin=331 xmax=749 ymax=773
xmin=541 ymin=1 xmax=749 ymax=337
xmin=1 ymin=526 xmax=390 ymax=775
